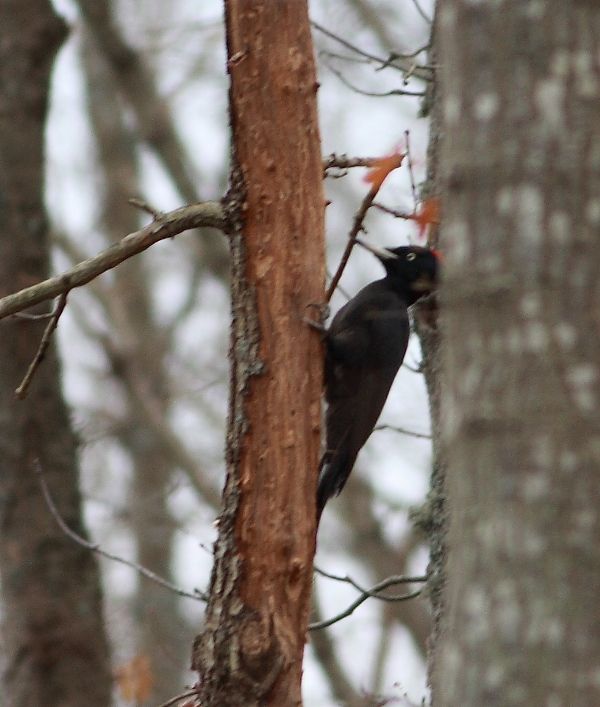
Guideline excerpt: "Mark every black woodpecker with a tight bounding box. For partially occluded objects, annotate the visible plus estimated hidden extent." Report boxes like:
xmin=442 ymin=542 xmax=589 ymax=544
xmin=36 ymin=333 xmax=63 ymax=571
xmin=317 ymin=241 xmax=440 ymax=518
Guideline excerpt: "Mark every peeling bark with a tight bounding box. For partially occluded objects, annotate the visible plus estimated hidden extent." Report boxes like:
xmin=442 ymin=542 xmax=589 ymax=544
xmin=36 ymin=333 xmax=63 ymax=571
xmin=193 ymin=2 xmax=325 ymax=705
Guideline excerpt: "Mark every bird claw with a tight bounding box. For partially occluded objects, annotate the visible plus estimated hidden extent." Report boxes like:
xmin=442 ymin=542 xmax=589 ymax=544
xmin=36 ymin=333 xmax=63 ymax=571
xmin=303 ymin=302 xmax=330 ymax=333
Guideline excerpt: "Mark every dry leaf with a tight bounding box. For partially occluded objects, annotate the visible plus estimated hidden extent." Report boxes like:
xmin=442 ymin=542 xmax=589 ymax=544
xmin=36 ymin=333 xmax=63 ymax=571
xmin=364 ymin=150 xmax=405 ymax=191
xmin=115 ymin=654 xmax=155 ymax=703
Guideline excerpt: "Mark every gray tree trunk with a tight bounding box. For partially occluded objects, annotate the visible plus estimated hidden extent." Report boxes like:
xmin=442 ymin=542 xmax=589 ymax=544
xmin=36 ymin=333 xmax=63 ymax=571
xmin=0 ymin=2 xmax=112 ymax=706
xmin=433 ymin=2 xmax=600 ymax=705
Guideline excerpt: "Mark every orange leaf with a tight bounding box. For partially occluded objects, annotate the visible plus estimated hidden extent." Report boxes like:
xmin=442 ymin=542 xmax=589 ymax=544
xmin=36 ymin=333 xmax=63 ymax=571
xmin=409 ymin=197 xmax=440 ymax=239
xmin=115 ymin=654 xmax=155 ymax=703
xmin=364 ymin=150 xmax=405 ymax=191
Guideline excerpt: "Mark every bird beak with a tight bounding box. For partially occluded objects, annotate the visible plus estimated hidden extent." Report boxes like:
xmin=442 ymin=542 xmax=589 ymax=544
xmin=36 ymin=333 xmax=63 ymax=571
xmin=354 ymin=238 xmax=398 ymax=261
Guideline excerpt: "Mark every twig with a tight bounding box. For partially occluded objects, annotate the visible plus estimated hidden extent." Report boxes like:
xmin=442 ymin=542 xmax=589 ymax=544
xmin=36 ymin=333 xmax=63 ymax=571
xmin=373 ymin=424 xmax=432 ymax=440
xmin=15 ymin=293 xmax=68 ymax=399
xmin=410 ymin=0 xmax=433 ymax=24
xmin=309 ymin=575 xmax=423 ymax=630
xmin=0 ymin=201 xmax=226 ymax=320
xmin=319 ymin=49 xmax=372 ymax=66
xmin=129 ymin=197 xmax=164 ymax=220
xmin=326 ymin=184 xmax=380 ymax=302
xmin=324 ymin=61 xmax=425 ymax=98
xmin=323 ymin=153 xmax=380 ymax=173
xmin=404 ymin=130 xmax=419 ymax=212
xmin=155 ymin=688 xmax=199 ymax=707
xmin=376 ymin=45 xmax=430 ymax=70
xmin=372 ymin=202 xmax=413 ymax=220
xmin=12 ymin=310 xmax=57 ymax=321
xmin=34 ymin=460 xmax=206 ymax=602
xmin=315 ymin=565 xmax=427 ymax=593
xmin=311 ymin=20 xmax=433 ymax=82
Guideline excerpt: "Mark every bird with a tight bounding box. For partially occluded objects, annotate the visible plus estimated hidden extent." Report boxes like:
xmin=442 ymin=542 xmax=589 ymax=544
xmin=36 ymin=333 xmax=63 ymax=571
xmin=317 ymin=240 xmax=440 ymax=518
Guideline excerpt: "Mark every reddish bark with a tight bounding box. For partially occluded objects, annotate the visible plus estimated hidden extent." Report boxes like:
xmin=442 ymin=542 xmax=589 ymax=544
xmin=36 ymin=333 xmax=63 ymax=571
xmin=193 ymin=2 xmax=325 ymax=706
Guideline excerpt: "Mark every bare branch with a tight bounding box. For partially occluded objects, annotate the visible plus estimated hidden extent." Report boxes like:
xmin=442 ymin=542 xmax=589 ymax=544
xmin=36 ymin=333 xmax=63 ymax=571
xmin=323 ymin=153 xmax=381 ymax=174
xmin=128 ymin=197 xmax=164 ymax=220
xmin=315 ymin=565 xmax=427 ymax=594
xmin=15 ymin=292 xmax=68 ymax=399
xmin=326 ymin=184 xmax=380 ymax=302
xmin=12 ymin=310 xmax=57 ymax=321
xmin=404 ymin=130 xmax=419 ymax=212
xmin=324 ymin=60 xmax=425 ymax=98
xmin=155 ymin=688 xmax=200 ymax=707
xmin=410 ymin=0 xmax=433 ymax=24
xmin=34 ymin=460 xmax=207 ymax=602
xmin=0 ymin=201 xmax=226 ymax=320
xmin=311 ymin=20 xmax=433 ymax=82
xmin=374 ymin=424 xmax=432 ymax=440
xmin=372 ymin=202 xmax=414 ymax=220
xmin=309 ymin=575 xmax=424 ymax=630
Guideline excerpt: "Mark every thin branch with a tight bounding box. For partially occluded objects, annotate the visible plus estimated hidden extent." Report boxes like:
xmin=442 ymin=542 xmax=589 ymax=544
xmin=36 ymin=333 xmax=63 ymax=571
xmin=0 ymin=201 xmax=226 ymax=320
xmin=410 ymin=0 xmax=433 ymax=24
xmin=376 ymin=44 xmax=430 ymax=69
xmin=374 ymin=424 xmax=432 ymax=440
xmin=315 ymin=565 xmax=427 ymax=594
xmin=12 ymin=310 xmax=57 ymax=321
xmin=311 ymin=20 xmax=433 ymax=82
xmin=155 ymin=688 xmax=199 ymax=707
xmin=323 ymin=153 xmax=380 ymax=173
xmin=404 ymin=130 xmax=419 ymax=212
xmin=129 ymin=196 xmax=164 ymax=220
xmin=15 ymin=292 xmax=68 ymax=399
xmin=34 ymin=460 xmax=207 ymax=602
xmin=324 ymin=60 xmax=425 ymax=98
xmin=372 ymin=202 xmax=413 ymax=220
xmin=309 ymin=576 xmax=423 ymax=630
xmin=326 ymin=184 xmax=379 ymax=302
xmin=319 ymin=49 xmax=372 ymax=66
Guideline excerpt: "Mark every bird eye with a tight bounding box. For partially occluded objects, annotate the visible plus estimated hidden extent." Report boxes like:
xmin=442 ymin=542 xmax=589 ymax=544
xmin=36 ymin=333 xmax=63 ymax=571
xmin=406 ymin=252 xmax=417 ymax=261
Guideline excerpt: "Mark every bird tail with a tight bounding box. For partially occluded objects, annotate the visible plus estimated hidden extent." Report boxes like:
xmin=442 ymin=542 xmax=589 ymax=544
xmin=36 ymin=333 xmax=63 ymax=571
xmin=316 ymin=450 xmax=351 ymax=521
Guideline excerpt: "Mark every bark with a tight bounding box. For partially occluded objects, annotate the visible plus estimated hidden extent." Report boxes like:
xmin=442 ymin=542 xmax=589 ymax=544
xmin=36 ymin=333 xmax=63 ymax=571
xmin=412 ymin=5 xmax=448 ymax=699
xmin=0 ymin=2 xmax=112 ymax=706
xmin=192 ymin=2 xmax=325 ymax=705
xmin=434 ymin=2 xmax=600 ymax=705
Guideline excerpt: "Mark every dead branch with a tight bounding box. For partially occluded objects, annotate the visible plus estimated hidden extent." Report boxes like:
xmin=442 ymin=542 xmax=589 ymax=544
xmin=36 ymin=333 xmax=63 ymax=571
xmin=309 ymin=575 xmax=423 ymax=630
xmin=34 ymin=459 xmax=207 ymax=601
xmin=311 ymin=20 xmax=433 ymax=82
xmin=326 ymin=184 xmax=380 ymax=302
xmin=15 ymin=292 xmax=68 ymax=399
xmin=0 ymin=201 xmax=226 ymax=320
xmin=155 ymin=687 xmax=200 ymax=707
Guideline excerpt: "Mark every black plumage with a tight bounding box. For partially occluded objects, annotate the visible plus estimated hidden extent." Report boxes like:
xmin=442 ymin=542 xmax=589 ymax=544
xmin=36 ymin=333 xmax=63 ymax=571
xmin=317 ymin=241 xmax=440 ymax=518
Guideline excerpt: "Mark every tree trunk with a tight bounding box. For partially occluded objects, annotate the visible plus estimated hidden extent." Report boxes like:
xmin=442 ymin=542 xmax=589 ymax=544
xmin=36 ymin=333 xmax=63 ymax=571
xmin=433 ymin=2 xmax=600 ymax=705
xmin=413 ymin=5 xmax=448 ymax=700
xmin=192 ymin=2 xmax=324 ymax=706
xmin=82 ymin=34 xmax=192 ymax=703
xmin=0 ymin=2 xmax=112 ymax=706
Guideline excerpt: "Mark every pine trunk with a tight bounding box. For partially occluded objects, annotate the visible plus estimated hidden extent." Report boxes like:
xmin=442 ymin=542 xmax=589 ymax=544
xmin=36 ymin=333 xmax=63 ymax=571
xmin=193 ymin=2 xmax=325 ymax=705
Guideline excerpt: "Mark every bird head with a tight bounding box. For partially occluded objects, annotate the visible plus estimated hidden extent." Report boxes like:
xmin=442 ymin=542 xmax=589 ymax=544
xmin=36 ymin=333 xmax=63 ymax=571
xmin=355 ymin=239 xmax=440 ymax=303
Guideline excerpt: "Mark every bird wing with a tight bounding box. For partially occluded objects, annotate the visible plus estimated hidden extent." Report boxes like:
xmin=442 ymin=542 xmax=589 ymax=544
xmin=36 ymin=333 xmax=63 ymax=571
xmin=318 ymin=285 xmax=410 ymax=513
